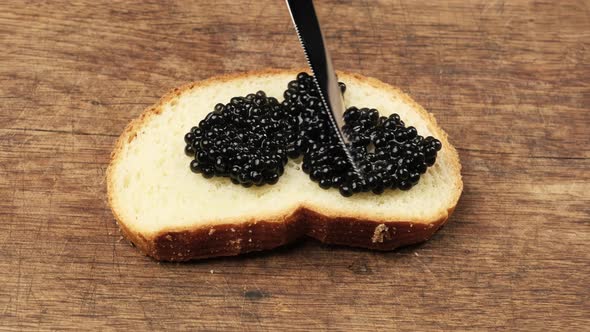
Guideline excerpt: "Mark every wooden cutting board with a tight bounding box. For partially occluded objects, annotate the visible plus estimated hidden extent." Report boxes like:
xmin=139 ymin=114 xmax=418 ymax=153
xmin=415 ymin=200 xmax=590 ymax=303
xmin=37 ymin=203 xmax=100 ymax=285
xmin=1 ymin=0 xmax=588 ymax=330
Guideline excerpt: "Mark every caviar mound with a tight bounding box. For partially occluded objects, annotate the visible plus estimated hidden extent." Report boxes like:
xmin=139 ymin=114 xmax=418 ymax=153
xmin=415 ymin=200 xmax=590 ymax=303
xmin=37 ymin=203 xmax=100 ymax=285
xmin=340 ymin=107 xmax=442 ymax=193
xmin=282 ymin=72 xmax=443 ymax=196
xmin=281 ymin=72 xmax=346 ymax=160
xmin=184 ymin=91 xmax=297 ymax=187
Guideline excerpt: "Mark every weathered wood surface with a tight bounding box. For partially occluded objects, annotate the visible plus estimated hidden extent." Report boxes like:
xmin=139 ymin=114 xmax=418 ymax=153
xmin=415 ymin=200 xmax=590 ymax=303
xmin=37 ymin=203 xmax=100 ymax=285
xmin=0 ymin=0 xmax=588 ymax=330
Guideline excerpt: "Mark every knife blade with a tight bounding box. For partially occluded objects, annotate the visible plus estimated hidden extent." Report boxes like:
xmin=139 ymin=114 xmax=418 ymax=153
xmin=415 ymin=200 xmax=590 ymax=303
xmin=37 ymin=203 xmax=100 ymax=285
xmin=284 ymin=0 xmax=364 ymax=179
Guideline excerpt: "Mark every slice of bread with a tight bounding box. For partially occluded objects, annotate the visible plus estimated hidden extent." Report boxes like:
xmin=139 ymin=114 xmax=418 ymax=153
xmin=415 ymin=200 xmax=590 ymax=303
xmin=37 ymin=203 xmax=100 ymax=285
xmin=107 ymin=69 xmax=462 ymax=261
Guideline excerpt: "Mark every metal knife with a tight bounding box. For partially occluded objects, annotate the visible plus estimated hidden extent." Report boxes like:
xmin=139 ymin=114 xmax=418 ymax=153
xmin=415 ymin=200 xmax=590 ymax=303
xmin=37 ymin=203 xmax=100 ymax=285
xmin=285 ymin=0 xmax=364 ymax=178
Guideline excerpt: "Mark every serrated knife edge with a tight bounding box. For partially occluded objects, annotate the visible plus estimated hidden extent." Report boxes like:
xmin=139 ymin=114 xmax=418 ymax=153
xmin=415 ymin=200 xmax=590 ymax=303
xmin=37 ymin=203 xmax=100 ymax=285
xmin=284 ymin=0 xmax=364 ymax=179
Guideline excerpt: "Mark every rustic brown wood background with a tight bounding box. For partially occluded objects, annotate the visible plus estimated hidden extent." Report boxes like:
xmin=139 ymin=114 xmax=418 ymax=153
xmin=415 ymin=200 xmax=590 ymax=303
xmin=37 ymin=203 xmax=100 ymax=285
xmin=0 ymin=0 xmax=588 ymax=330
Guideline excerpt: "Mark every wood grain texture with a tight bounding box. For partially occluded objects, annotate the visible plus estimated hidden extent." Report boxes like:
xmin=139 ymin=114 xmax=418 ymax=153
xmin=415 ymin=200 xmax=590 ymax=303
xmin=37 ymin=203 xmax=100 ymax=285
xmin=0 ymin=0 xmax=588 ymax=330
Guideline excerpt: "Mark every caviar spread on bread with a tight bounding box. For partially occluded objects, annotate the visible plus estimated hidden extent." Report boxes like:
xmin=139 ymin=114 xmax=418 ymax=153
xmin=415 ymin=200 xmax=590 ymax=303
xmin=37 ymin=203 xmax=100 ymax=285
xmin=184 ymin=72 xmax=442 ymax=197
xmin=107 ymin=69 xmax=462 ymax=261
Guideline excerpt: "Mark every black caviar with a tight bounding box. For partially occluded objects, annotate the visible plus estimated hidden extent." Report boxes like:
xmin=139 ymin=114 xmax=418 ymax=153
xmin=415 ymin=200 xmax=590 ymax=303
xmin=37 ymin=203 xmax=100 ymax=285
xmin=183 ymin=72 xmax=442 ymax=196
xmin=184 ymin=91 xmax=298 ymax=187
xmin=281 ymin=72 xmax=442 ymax=196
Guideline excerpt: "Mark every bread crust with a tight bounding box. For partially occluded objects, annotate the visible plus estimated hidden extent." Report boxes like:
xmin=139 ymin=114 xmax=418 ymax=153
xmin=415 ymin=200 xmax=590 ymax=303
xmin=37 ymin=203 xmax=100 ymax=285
xmin=107 ymin=69 xmax=462 ymax=261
